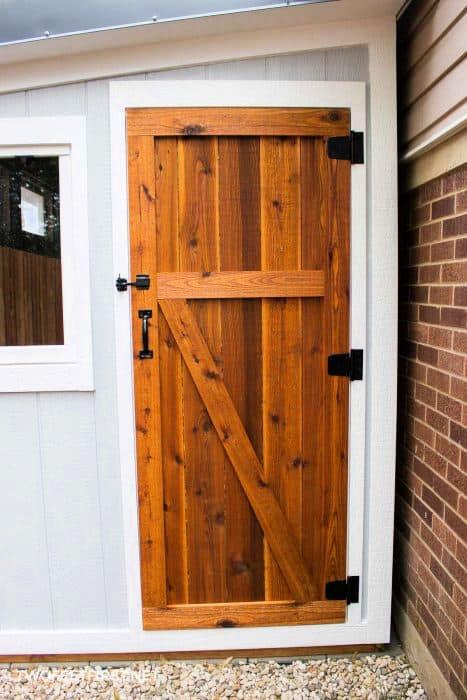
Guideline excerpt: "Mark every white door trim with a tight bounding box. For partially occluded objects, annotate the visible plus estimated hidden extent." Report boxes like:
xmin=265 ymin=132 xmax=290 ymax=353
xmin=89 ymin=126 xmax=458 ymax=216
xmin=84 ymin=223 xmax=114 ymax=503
xmin=110 ymin=79 xmax=373 ymax=650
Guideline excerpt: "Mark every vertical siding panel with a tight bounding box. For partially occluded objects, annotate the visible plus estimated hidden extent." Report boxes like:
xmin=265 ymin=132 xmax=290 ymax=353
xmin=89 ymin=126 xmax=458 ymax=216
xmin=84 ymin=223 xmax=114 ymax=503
xmin=325 ymin=47 xmax=369 ymax=81
xmin=0 ymin=394 xmax=53 ymax=629
xmin=38 ymin=393 xmax=107 ymax=628
xmin=266 ymin=51 xmax=326 ymax=80
xmin=0 ymin=91 xmax=27 ymax=116
xmin=207 ymin=58 xmax=266 ymax=79
xmin=85 ymin=78 xmax=128 ymax=627
xmin=27 ymin=83 xmax=86 ymax=115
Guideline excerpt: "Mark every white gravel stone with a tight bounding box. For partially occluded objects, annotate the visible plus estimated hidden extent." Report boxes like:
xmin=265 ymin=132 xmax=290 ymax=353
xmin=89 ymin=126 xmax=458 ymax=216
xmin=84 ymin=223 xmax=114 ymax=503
xmin=0 ymin=653 xmax=426 ymax=699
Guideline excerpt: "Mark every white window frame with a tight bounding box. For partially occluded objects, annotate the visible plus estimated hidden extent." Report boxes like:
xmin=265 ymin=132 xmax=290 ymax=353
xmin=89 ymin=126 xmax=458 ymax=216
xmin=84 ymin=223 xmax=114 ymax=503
xmin=110 ymin=80 xmax=377 ymax=649
xmin=0 ymin=117 xmax=93 ymax=391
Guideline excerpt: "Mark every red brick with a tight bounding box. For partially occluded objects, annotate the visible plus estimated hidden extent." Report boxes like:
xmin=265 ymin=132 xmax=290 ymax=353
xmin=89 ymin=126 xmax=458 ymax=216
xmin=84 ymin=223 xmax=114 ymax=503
xmin=440 ymin=306 xmax=467 ymax=328
xmin=451 ymin=377 xmax=467 ymax=402
xmin=443 ymin=213 xmax=467 ymax=238
xmin=433 ymin=513 xmax=457 ymax=553
xmin=429 ymin=556 xmax=453 ymax=594
xmin=414 ymin=419 xmax=435 ymax=446
xmin=410 ymin=285 xmax=429 ymax=303
xmin=428 ymin=326 xmax=452 ymax=348
xmin=426 ymin=408 xmax=449 ymax=433
xmin=420 ymin=221 xmax=441 ymax=243
xmin=430 ymin=285 xmax=453 ymax=304
xmin=431 ymin=472 xmax=459 ymax=509
xmin=418 ymin=344 xmax=438 ymax=366
xmin=420 ymin=522 xmax=443 ymax=559
xmin=450 ymin=421 xmax=467 ymax=449
xmin=424 ymin=445 xmax=447 ymax=476
xmin=456 ymin=539 xmax=467 ymax=570
xmin=413 ymin=203 xmax=431 ymax=225
xmin=427 ymin=368 xmax=450 ymax=392
xmin=420 ymin=264 xmax=441 ymax=283
xmin=458 ymin=495 xmax=466 ymax=519
xmin=453 ymin=286 xmax=467 ymax=306
xmin=455 ymin=190 xmax=467 ymax=212
xmin=453 ymin=331 xmax=467 ymax=353
xmin=410 ymin=245 xmax=431 ymax=264
xmin=445 ymin=506 xmax=467 ymax=542
xmin=432 ymin=196 xmax=455 ymax=219
xmin=446 ymin=464 xmax=466 ymax=495
xmin=443 ymin=167 xmax=467 ymax=194
xmin=413 ymin=494 xmax=433 ymax=525
xmin=431 ymin=239 xmax=454 ymax=261
xmin=438 ymin=350 xmax=464 ymax=376
xmin=422 ymin=485 xmax=444 ymax=517
xmin=455 ymin=236 xmax=467 ymax=258
xmin=420 ymin=178 xmax=442 ymax=203
xmin=437 ymin=393 xmax=462 ymax=421
xmin=416 ymin=382 xmax=437 ymax=407
xmin=436 ymin=434 xmax=460 ymax=465
xmin=419 ymin=305 xmax=440 ymax=324
xmin=442 ymin=261 xmax=467 ymax=282
xmin=442 ymin=549 xmax=467 ymax=590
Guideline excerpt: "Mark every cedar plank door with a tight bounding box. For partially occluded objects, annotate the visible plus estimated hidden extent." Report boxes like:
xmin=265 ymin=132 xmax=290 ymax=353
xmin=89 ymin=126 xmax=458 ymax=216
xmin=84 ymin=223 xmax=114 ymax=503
xmin=126 ymin=107 xmax=350 ymax=630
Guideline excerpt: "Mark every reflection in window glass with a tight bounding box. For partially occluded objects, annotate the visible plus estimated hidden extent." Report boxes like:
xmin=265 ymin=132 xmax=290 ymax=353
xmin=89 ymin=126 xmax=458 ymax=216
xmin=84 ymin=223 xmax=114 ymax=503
xmin=0 ymin=156 xmax=63 ymax=346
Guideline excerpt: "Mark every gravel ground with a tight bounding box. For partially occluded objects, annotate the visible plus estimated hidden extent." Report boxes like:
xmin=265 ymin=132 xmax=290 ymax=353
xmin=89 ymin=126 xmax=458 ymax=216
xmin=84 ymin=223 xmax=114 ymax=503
xmin=0 ymin=654 xmax=427 ymax=699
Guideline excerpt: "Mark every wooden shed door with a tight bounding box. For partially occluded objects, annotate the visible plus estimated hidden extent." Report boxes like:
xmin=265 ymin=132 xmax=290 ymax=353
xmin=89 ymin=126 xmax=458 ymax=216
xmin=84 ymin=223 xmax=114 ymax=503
xmin=126 ymin=107 xmax=351 ymax=630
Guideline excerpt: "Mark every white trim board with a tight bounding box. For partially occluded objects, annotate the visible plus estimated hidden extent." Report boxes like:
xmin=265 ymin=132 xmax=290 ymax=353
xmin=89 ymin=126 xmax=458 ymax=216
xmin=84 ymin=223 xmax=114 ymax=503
xmin=0 ymin=116 xmax=94 ymax=392
xmin=0 ymin=15 xmax=393 ymax=94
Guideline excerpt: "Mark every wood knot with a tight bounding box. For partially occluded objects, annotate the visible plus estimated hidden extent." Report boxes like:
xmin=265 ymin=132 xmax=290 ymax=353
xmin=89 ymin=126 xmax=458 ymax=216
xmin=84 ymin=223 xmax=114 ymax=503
xmin=182 ymin=123 xmax=204 ymax=135
xmin=271 ymin=413 xmax=280 ymax=424
xmin=203 ymin=419 xmax=213 ymax=433
xmin=216 ymin=618 xmax=236 ymax=628
xmin=202 ymin=270 xmax=211 ymax=277
xmin=215 ymin=512 xmax=225 ymax=525
xmin=328 ymin=111 xmax=340 ymax=122
xmin=189 ymin=238 xmax=198 ymax=248
xmin=204 ymin=369 xmax=219 ymax=380
xmin=231 ymin=559 xmax=249 ymax=574
xmin=272 ymin=199 xmax=282 ymax=210
xmin=174 ymin=453 xmax=183 ymax=465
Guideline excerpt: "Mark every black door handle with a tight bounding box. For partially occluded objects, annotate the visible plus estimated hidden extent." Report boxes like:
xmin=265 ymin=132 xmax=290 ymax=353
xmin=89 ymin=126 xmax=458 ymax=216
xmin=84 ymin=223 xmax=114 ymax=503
xmin=138 ymin=309 xmax=153 ymax=359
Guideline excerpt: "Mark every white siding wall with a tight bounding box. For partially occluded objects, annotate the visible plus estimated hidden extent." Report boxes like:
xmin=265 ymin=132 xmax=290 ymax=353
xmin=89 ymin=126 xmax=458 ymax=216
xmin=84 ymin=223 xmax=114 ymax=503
xmin=0 ymin=47 xmax=368 ymax=631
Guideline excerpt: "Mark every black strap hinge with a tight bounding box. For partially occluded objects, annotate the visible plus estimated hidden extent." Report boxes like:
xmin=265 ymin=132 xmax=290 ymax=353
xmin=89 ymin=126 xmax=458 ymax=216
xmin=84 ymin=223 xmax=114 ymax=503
xmin=327 ymin=131 xmax=364 ymax=164
xmin=326 ymin=576 xmax=359 ymax=605
xmin=328 ymin=349 xmax=363 ymax=380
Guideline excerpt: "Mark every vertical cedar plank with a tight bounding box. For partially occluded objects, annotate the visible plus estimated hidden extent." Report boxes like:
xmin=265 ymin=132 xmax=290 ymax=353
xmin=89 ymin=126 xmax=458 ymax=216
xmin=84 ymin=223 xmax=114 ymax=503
xmin=218 ymin=137 xmax=264 ymax=601
xmin=260 ymin=136 xmax=303 ymax=600
xmin=178 ymin=136 xmax=227 ymax=603
xmin=128 ymin=134 xmax=167 ymax=608
xmin=301 ymin=137 xmax=349 ymax=594
xmin=154 ymin=137 xmax=188 ymax=604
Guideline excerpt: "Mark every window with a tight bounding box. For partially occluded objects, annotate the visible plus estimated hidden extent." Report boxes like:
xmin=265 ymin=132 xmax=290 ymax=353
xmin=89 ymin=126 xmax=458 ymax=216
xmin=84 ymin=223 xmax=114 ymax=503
xmin=0 ymin=117 xmax=93 ymax=391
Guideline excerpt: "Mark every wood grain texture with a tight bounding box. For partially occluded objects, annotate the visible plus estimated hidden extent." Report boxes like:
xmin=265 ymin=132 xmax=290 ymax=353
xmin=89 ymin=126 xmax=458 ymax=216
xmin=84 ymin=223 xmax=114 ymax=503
xmin=159 ymin=298 xmax=316 ymax=603
xmin=218 ymin=136 xmax=264 ymax=602
xmin=127 ymin=108 xmax=349 ymax=137
xmin=144 ymin=599 xmax=345 ymax=629
xmin=1 ymin=646 xmax=384 ymax=662
xmin=128 ymin=134 xmax=167 ymax=609
xmin=177 ymin=136 xmax=227 ymax=604
xmin=260 ymin=136 xmax=303 ymax=600
xmin=154 ymin=136 xmax=188 ymax=605
xmin=0 ymin=247 xmax=63 ymax=346
xmin=301 ymin=138 xmax=350 ymax=594
xmin=156 ymin=270 xmax=324 ymax=299
xmin=128 ymin=110 xmax=351 ymax=630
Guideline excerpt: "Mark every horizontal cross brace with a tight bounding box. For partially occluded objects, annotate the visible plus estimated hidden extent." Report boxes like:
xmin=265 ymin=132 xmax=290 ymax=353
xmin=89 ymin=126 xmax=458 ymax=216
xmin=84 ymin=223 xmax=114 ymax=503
xmin=156 ymin=270 xmax=324 ymax=299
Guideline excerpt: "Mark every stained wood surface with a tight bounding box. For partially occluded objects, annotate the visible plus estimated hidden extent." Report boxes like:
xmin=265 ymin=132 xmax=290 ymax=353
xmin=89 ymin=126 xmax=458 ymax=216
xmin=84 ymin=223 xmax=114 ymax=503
xmin=1 ymin=646 xmax=383 ymax=663
xmin=156 ymin=270 xmax=324 ymax=299
xmin=127 ymin=107 xmax=349 ymax=137
xmin=0 ymin=247 xmax=63 ymax=346
xmin=144 ymin=599 xmax=345 ymax=629
xmin=128 ymin=107 xmax=351 ymax=630
xmin=128 ymin=135 xmax=167 ymax=608
xmin=160 ymin=298 xmax=317 ymax=603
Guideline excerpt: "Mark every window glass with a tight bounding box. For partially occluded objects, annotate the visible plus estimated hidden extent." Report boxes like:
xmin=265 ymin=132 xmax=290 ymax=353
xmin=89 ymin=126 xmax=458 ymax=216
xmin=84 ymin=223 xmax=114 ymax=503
xmin=0 ymin=156 xmax=63 ymax=346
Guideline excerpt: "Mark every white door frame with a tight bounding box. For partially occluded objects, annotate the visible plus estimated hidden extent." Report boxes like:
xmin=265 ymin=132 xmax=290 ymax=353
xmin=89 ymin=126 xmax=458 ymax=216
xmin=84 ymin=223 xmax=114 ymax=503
xmin=109 ymin=79 xmax=383 ymax=651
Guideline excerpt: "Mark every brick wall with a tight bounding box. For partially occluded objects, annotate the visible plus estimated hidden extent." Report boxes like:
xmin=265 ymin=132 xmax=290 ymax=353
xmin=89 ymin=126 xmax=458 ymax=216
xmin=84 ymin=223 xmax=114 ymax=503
xmin=395 ymin=162 xmax=467 ymax=697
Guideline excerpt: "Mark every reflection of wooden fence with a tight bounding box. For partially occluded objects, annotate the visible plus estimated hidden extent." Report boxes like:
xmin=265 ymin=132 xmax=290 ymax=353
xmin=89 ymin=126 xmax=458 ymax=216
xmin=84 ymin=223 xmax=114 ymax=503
xmin=0 ymin=246 xmax=63 ymax=346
